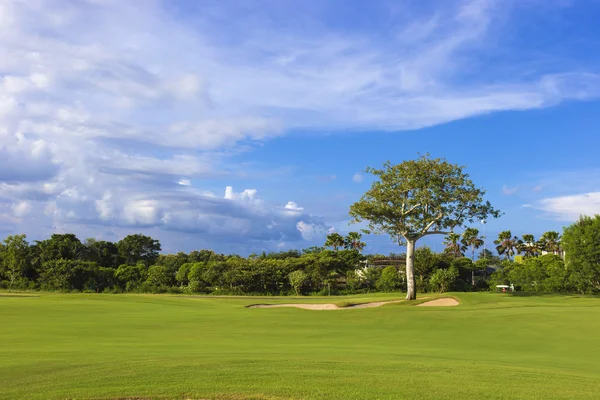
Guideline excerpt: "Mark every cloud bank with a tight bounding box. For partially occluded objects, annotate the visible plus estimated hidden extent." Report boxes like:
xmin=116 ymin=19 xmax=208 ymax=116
xmin=1 ymin=0 xmax=599 ymax=251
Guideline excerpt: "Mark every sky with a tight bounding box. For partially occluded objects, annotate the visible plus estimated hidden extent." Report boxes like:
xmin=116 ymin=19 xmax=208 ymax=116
xmin=1 ymin=0 xmax=600 ymax=255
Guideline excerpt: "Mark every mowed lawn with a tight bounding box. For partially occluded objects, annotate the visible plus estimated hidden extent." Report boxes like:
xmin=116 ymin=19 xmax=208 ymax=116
xmin=1 ymin=293 xmax=599 ymax=400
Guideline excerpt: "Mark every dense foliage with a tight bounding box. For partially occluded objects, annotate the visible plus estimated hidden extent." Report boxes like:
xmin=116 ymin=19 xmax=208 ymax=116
xmin=0 ymin=231 xmax=476 ymax=294
xmin=2 ymin=216 xmax=600 ymax=294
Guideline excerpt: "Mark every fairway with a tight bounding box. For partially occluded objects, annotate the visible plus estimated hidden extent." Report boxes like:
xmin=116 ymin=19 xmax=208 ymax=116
xmin=1 ymin=293 xmax=599 ymax=400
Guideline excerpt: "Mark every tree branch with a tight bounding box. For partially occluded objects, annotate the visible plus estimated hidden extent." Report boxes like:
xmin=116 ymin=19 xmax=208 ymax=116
xmin=421 ymin=231 xmax=451 ymax=237
xmin=404 ymin=203 xmax=421 ymax=216
xmin=421 ymin=212 xmax=444 ymax=234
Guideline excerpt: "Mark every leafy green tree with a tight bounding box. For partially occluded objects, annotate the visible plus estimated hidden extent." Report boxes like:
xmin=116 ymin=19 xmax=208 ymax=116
xmin=33 ymin=234 xmax=85 ymax=267
xmin=443 ymin=233 xmax=465 ymax=258
xmin=288 ymin=270 xmax=308 ymax=296
xmin=540 ymin=254 xmax=570 ymax=292
xmin=349 ymin=154 xmax=500 ymax=299
xmin=429 ymin=266 xmax=459 ymax=293
xmin=377 ymin=266 xmax=402 ymax=292
xmin=117 ymin=234 xmax=161 ymax=266
xmin=344 ymin=232 xmax=366 ymax=251
xmin=414 ymin=246 xmax=441 ymax=292
xmin=494 ymin=231 xmax=519 ymax=260
xmin=361 ymin=267 xmax=382 ymax=292
xmin=115 ymin=263 xmax=147 ymax=291
xmin=562 ymin=217 xmax=600 ymax=294
xmin=37 ymin=259 xmax=101 ymax=291
xmin=187 ymin=263 xmax=209 ymax=292
xmin=0 ymin=234 xmax=30 ymax=289
xmin=301 ymin=250 xmax=345 ymax=293
xmin=188 ymin=249 xmax=217 ymax=263
xmin=156 ymin=252 xmax=189 ymax=275
xmin=508 ymin=257 xmax=546 ymax=291
xmin=83 ymin=238 xmax=121 ymax=268
xmin=324 ymin=233 xmax=345 ymax=251
xmin=538 ymin=231 xmax=562 ymax=255
xmin=302 ymin=246 xmax=325 ymax=254
xmin=146 ymin=265 xmax=173 ymax=287
xmin=176 ymin=263 xmax=193 ymax=286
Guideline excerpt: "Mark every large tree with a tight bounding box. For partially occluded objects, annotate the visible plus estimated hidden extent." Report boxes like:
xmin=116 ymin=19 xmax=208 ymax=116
xmin=84 ymin=238 xmax=121 ymax=268
xmin=349 ymin=155 xmax=500 ymax=300
xmin=32 ymin=233 xmax=85 ymax=266
xmin=117 ymin=234 xmax=161 ymax=266
xmin=562 ymin=216 xmax=600 ymax=294
xmin=0 ymin=234 xmax=30 ymax=289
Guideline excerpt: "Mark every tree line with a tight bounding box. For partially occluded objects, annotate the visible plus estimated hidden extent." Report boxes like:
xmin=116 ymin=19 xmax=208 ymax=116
xmin=0 ymin=231 xmax=365 ymax=294
xmin=0 ymin=229 xmax=480 ymax=294
xmin=2 ymin=215 xmax=599 ymax=295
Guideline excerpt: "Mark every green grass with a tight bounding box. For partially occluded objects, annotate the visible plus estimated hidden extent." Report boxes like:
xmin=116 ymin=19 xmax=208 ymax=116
xmin=1 ymin=292 xmax=600 ymax=400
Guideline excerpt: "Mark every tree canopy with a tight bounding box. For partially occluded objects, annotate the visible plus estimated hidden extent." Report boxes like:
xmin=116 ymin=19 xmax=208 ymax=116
xmin=350 ymin=154 xmax=500 ymax=299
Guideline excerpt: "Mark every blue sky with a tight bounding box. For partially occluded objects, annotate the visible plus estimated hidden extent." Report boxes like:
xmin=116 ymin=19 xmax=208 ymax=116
xmin=1 ymin=0 xmax=600 ymax=255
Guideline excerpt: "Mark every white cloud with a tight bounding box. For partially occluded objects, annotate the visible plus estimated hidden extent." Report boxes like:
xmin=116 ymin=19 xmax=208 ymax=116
xmin=224 ymin=186 xmax=259 ymax=204
xmin=122 ymin=199 xmax=160 ymax=226
xmin=12 ymin=201 xmax=31 ymax=218
xmin=536 ymin=192 xmax=600 ymax=221
xmin=502 ymin=185 xmax=520 ymax=195
xmin=283 ymin=201 xmax=304 ymax=212
xmin=353 ymin=173 xmax=364 ymax=183
xmin=297 ymin=221 xmax=326 ymax=241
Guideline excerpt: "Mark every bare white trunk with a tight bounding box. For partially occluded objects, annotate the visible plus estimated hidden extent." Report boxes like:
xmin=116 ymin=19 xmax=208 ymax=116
xmin=405 ymin=239 xmax=416 ymax=300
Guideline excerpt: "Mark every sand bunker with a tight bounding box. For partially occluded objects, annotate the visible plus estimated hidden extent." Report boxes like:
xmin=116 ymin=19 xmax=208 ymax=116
xmin=417 ymin=298 xmax=459 ymax=307
xmin=248 ymin=300 xmax=404 ymax=310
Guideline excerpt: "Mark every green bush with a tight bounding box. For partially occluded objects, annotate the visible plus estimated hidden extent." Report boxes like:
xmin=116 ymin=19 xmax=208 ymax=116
xmin=376 ymin=266 xmax=402 ymax=292
xmin=429 ymin=266 xmax=459 ymax=293
xmin=288 ymin=270 xmax=308 ymax=296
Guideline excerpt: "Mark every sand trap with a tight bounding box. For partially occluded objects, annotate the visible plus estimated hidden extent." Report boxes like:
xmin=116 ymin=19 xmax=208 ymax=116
xmin=248 ymin=299 xmax=404 ymax=310
xmin=417 ymin=298 xmax=459 ymax=307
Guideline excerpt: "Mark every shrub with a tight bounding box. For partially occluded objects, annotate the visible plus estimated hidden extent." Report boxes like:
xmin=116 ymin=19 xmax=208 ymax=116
xmin=288 ymin=270 xmax=308 ymax=296
xmin=429 ymin=266 xmax=459 ymax=293
xmin=376 ymin=266 xmax=402 ymax=292
xmin=146 ymin=265 xmax=173 ymax=287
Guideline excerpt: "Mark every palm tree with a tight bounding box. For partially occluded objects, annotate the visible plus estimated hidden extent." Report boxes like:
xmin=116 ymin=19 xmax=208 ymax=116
xmin=461 ymin=228 xmax=484 ymax=261
xmin=324 ymin=233 xmax=345 ymax=251
xmin=494 ymin=231 xmax=519 ymax=260
xmin=443 ymin=233 xmax=465 ymax=258
xmin=344 ymin=232 xmax=366 ymax=252
xmin=461 ymin=228 xmax=484 ymax=286
xmin=538 ymin=231 xmax=562 ymax=255
xmin=519 ymin=234 xmax=540 ymax=258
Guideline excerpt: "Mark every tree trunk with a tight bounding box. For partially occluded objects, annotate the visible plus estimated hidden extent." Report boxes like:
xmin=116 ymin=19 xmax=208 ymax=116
xmin=405 ymin=239 xmax=416 ymax=300
xmin=471 ymin=270 xmax=475 ymax=287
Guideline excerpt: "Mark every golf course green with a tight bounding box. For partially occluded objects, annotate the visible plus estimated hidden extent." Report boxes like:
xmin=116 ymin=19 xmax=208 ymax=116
xmin=1 ymin=292 xmax=599 ymax=400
